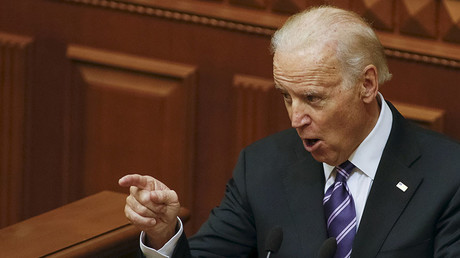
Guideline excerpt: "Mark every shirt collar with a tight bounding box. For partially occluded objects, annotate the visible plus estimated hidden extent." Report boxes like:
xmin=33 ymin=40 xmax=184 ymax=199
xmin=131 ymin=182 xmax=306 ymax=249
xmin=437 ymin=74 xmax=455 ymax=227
xmin=323 ymin=92 xmax=393 ymax=180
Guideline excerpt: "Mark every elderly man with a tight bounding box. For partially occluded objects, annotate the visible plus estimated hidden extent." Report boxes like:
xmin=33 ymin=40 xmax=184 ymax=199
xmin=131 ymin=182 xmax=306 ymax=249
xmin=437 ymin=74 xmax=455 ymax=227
xmin=119 ymin=6 xmax=460 ymax=257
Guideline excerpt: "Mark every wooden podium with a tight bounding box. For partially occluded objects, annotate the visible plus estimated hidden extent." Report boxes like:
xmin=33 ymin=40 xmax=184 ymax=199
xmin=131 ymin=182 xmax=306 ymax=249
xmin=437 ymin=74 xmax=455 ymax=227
xmin=0 ymin=191 xmax=140 ymax=257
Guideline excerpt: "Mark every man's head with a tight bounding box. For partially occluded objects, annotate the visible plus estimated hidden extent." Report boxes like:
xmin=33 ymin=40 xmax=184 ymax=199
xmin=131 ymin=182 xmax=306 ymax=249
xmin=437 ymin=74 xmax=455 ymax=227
xmin=271 ymin=6 xmax=391 ymax=166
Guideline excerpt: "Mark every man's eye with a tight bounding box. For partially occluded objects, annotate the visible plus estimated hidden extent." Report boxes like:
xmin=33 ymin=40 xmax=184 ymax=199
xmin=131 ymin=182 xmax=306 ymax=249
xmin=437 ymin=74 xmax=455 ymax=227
xmin=281 ymin=93 xmax=291 ymax=100
xmin=306 ymin=95 xmax=321 ymax=103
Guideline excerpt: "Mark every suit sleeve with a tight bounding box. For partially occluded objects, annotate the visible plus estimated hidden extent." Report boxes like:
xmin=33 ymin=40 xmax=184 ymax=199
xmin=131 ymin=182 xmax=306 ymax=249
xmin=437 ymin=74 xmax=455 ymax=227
xmin=170 ymin=232 xmax=191 ymax=258
xmin=434 ymin=184 xmax=460 ymax=257
xmin=172 ymin=149 xmax=258 ymax=257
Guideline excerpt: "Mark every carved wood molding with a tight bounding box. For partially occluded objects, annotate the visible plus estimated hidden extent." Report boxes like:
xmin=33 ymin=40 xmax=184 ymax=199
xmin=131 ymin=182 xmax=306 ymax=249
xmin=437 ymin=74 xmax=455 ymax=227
xmin=67 ymin=45 xmax=197 ymax=78
xmin=384 ymin=48 xmax=460 ymax=69
xmin=55 ymin=0 xmax=460 ymax=69
xmin=377 ymin=31 xmax=460 ymax=69
xmin=56 ymin=0 xmax=280 ymax=36
xmin=0 ymin=32 xmax=34 ymax=228
xmin=233 ymin=74 xmax=274 ymax=92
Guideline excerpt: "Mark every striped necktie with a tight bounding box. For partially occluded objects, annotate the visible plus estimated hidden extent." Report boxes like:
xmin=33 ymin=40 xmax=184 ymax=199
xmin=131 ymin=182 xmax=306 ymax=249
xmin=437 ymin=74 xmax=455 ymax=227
xmin=323 ymin=160 xmax=357 ymax=258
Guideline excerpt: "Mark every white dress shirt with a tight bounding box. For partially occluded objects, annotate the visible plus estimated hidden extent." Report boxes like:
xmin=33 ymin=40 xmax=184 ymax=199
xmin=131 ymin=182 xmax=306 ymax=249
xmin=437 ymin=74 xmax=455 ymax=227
xmin=142 ymin=92 xmax=393 ymax=257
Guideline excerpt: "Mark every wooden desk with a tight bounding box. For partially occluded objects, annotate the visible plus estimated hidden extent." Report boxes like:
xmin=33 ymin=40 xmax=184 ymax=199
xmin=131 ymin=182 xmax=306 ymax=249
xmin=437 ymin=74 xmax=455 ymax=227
xmin=0 ymin=191 xmax=140 ymax=257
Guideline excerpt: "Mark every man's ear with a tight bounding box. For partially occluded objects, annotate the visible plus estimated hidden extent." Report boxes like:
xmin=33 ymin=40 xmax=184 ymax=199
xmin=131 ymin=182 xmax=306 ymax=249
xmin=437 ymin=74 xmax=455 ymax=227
xmin=360 ymin=65 xmax=379 ymax=103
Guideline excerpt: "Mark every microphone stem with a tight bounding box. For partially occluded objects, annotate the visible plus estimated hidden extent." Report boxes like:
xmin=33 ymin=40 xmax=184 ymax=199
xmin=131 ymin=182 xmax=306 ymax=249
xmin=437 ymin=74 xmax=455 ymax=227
xmin=266 ymin=251 xmax=271 ymax=258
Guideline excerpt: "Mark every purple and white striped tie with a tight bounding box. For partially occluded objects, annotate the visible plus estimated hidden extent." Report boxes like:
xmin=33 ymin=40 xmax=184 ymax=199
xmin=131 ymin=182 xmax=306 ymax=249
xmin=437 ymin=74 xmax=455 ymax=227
xmin=323 ymin=160 xmax=357 ymax=258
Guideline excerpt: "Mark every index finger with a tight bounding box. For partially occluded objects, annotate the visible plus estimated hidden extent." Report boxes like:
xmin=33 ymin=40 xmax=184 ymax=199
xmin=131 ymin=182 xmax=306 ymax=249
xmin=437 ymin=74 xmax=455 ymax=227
xmin=119 ymin=174 xmax=154 ymax=190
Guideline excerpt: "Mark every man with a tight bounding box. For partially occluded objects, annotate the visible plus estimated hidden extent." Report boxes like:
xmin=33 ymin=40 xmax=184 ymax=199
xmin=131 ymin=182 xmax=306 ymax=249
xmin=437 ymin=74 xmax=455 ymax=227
xmin=119 ymin=6 xmax=460 ymax=257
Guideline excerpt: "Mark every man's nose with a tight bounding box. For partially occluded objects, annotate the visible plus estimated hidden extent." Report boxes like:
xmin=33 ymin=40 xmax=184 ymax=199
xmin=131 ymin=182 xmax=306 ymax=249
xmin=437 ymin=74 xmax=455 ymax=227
xmin=290 ymin=105 xmax=311 ymax=128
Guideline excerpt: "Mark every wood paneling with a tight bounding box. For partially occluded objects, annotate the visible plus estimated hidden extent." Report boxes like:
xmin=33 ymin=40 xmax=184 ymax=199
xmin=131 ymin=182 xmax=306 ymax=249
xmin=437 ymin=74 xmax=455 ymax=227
xmin=229 ymin=0 xmax=266 ymax=9
xmin=440 ymin=0 xmax=460 ymax=43
xmin=271 ymin=0 xmax=308 ymax=14
xmin=66 ymin=45 xmax=197 ymax=211
xmin=233 ymin=74 xmax=289 ymax=156
xmin=400 ymin=0 xmax=437 ymax=39
xmin=352 ymin=0 xmax=395 ymax=31
xmin=0 ymin=32 xmax=33 ymax=228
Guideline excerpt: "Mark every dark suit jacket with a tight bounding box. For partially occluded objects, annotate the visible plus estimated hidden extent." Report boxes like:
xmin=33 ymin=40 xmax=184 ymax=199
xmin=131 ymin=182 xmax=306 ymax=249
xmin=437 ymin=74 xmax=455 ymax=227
xmin=173 ymin=103 xmax=460 ymax=257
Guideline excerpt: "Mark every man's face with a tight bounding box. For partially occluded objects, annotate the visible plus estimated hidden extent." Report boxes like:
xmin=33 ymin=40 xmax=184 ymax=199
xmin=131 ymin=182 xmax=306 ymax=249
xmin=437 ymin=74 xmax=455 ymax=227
xmin=273 ymin=47 xmax=369 ymax=166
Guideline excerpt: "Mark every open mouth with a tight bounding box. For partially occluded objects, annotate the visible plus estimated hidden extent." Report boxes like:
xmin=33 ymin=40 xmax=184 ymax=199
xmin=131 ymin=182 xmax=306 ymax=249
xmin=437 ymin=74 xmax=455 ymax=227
xmin=306 ymin=139 xmax=320 ymax=147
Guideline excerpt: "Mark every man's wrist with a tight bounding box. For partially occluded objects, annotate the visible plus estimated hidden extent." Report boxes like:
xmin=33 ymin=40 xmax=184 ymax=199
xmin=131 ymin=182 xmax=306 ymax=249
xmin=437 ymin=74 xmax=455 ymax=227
xmin=140 ymin=218 xmax=184 ymax=257
xmin=145 ymin=220 xmax=179 ymax=249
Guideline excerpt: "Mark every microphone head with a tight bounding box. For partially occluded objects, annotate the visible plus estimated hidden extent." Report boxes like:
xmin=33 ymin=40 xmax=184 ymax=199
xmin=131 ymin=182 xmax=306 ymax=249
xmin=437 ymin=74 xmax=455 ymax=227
xmin=265 ymin=226 xmax=283 ymax=253
xmin=318 ymin=237 xmax=337 ymax=258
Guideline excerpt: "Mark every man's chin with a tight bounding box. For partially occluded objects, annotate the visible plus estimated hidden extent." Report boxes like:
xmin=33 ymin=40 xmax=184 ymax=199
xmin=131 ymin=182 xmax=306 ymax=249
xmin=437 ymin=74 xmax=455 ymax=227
xmin=309 ymin=151 xmax=338 ymax=166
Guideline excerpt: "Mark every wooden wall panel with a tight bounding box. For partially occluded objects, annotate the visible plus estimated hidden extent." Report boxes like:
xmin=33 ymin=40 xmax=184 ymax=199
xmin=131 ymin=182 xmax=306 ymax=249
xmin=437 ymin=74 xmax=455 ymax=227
xmin=271 ymin=0 xmax=309 ymax=14
xmin=440 ymin=0 xmax=460 ymax=43
xmin=66 ymin=45 xmax=197 ymax=211
xmin=352 ymin=0 xmax=395 ymax=31
xmin=325 ymin=0 xmax=352 ymax=10
xmin=399 ymin=0 xmax=437 ymax=39
xmin=0 ymin=32 xmax=33 ymax=228
xmin=229 ymin=0 xmax=266 ymax=9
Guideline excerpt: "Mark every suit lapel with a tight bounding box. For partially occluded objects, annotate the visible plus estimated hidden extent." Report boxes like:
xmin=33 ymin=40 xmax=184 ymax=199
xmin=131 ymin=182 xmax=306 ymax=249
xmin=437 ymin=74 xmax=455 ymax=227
xmin=352 ymin=102 xmax=424 ymax=257
xmin=283 ymin=154 xmax=328 ymax=255
xmin=352 ymin=151 xmax=423 ymax=257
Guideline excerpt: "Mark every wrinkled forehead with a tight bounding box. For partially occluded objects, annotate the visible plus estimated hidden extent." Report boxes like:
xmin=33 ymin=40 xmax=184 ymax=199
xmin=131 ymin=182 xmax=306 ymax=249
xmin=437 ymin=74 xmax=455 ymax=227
xmin=273 ymin=46 xmax=343 ymax=89
xmin=273 ymin=44 xmax=341 ymax=75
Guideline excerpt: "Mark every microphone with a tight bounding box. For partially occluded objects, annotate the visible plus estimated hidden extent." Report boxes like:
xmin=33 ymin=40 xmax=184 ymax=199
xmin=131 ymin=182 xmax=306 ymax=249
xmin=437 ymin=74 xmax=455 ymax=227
xmin=265 ymin=226 xmax=283 ymax=258
xmin=317 ymin=237 xmax=337 ymax=258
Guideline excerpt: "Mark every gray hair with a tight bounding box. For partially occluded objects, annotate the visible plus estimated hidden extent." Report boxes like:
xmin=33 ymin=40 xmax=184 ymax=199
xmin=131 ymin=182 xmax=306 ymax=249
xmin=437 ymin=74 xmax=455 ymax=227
xmin=271 ymin=6 xmax=392 ymax=86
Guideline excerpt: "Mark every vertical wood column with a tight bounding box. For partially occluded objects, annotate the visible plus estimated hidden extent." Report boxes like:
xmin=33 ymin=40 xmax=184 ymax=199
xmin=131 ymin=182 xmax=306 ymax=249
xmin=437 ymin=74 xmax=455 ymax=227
xmin=0 ymin=32 xmax=33 ymax=228
xmin=233 ymin=74 xmax=290 ymax=156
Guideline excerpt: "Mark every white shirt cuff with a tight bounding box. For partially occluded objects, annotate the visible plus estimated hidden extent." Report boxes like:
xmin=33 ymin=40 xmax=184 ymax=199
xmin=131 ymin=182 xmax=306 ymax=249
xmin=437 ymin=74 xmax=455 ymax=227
xmin=140 ymin=217 xmax=184 ymax=258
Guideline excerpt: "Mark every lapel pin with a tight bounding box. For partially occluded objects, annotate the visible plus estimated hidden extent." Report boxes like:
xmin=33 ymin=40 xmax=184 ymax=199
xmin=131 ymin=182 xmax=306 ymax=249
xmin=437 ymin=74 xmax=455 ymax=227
xmin=396 ymin=182 xmax=408 ymax=192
